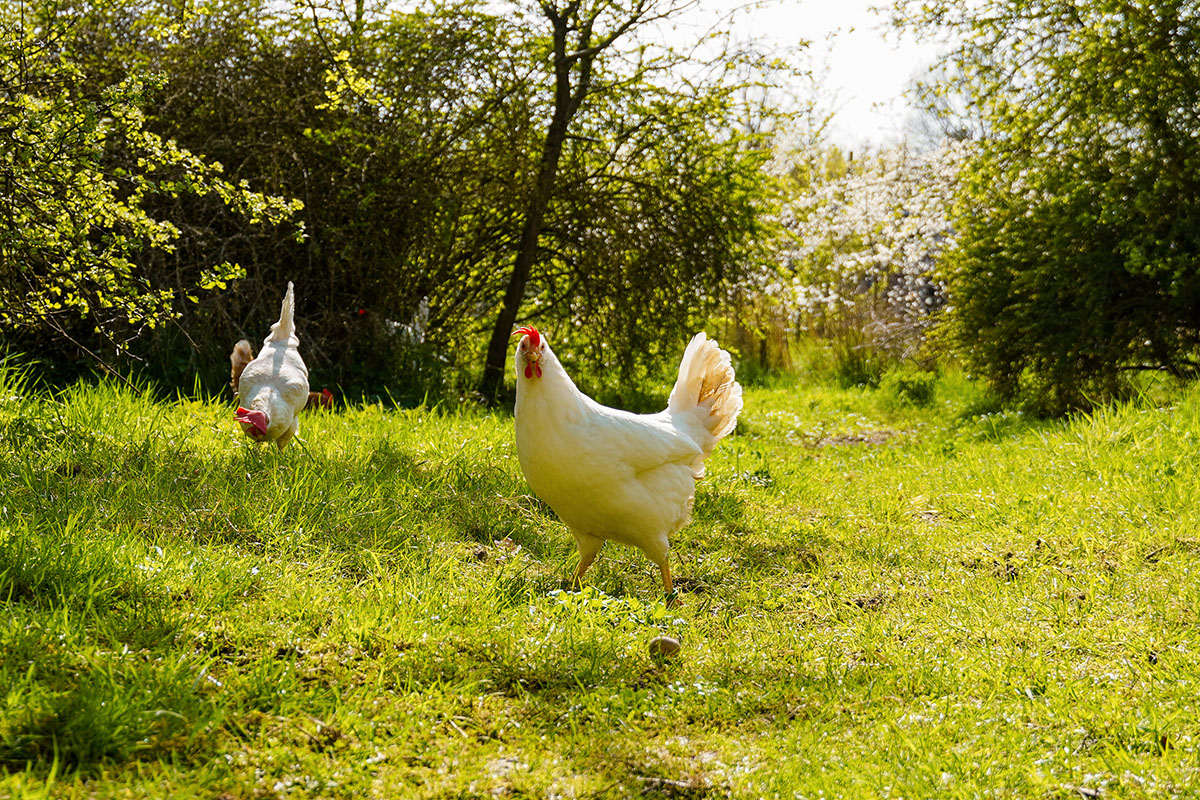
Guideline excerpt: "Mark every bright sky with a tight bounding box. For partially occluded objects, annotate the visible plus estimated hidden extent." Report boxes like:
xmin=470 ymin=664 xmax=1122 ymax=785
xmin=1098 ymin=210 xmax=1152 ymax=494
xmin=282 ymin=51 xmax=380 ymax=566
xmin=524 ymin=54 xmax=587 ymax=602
xmin=677 ymin=0 xmax=946 ymax=148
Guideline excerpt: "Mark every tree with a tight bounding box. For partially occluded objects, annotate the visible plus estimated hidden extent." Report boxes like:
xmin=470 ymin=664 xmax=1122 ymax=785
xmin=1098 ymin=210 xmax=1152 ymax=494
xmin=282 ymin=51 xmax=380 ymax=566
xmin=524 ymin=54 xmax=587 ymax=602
xmin=893 ymin=0 xmax=1200 ymax=412
xmin=477 ymin=0 xmax=681 ymax=400
xmin=538 ymin=79 xmax=780 ymax=390
xmin=0 ymin=11 xmax=300 ymax=370
xmin=8 ymin=0 xmax=791 ymax=401
xmin=777 ymin=143 xmax=960 ymax=374
xmin=16 ymin=0 xmax=534 ymax=395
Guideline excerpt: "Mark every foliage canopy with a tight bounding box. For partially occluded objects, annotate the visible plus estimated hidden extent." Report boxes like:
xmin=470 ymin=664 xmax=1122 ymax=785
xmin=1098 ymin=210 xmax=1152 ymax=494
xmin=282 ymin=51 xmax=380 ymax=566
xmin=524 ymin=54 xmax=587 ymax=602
xmin=0 ymin=13 xmax=300 ymax=365
xmin=896 ymin=0 xmax=1200 ymax=412
xmin=3 ymin=0 xmax=794 ymax=402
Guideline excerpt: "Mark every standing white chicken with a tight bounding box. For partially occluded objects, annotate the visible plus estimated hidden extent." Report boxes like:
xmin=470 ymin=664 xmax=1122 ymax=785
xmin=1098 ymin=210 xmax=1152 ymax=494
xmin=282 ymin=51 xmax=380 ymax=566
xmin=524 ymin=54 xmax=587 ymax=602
xmin=512 ymin=326 xmax=742 ymax=597
xmin=229 ymin=282 xmax=310 ymax=449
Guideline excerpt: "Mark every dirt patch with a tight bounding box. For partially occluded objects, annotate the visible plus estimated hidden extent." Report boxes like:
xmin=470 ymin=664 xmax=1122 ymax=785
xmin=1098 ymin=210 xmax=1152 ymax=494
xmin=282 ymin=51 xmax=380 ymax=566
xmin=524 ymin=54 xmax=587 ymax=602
xmin=815 ymin=430 xmax=898 ymax=447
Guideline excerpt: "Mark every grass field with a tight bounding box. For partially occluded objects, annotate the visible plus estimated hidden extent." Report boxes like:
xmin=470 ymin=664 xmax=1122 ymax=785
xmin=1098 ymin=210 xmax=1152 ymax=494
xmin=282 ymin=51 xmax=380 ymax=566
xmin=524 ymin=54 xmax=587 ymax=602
xmin=2 ymin=363 xmax=1199 ymax=798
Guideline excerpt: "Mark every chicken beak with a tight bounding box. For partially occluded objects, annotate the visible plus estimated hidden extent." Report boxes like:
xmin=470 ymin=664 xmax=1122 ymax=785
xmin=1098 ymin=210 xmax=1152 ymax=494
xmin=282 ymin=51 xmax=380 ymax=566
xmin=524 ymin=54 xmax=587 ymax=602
xmin=523 ymin=348 xmax=544 ymax=380
xmin=523 ymin=357 xmax=543 ymax=380
xmin=235 ymin=407 xmax=268 ymax=437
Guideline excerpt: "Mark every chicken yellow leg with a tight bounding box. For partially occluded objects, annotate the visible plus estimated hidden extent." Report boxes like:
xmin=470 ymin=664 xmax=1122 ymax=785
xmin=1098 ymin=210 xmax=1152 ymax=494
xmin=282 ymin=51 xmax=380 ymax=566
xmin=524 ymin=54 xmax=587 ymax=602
xmin=571 ymin=531 xmax=604 ymax=587
xmin=572 ymin=551 xmax=597 ymax=586
xmin=660 ymin=559 xmax=680 ymax=606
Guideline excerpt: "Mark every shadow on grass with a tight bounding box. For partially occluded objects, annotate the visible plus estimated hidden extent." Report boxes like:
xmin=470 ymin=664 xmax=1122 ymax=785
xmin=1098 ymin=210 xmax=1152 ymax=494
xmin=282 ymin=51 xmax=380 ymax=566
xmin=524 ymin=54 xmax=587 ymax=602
xmin=692 ymin=486 xmax=746 ymax=526
xmin=0 ymin=531 xmax=214 ymax=776
xmin=0 ymin=662 xmax=216 ymax=774
xmin=0 ymin=531 xmax=182 ymax=648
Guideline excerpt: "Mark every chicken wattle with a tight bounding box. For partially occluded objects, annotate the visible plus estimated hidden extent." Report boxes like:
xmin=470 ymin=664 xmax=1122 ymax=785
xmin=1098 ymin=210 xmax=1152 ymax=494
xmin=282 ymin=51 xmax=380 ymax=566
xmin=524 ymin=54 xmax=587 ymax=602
xmin=512 ymin=326 xmax=742 ymax=598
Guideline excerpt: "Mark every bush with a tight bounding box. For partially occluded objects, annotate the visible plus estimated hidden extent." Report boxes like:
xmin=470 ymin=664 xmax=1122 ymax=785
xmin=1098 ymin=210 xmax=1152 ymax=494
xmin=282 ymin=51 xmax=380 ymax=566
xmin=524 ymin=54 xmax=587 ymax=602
xmin=880 ymin=366 xmax=937 ymax=407
xmin=831 ymin=332 xmax=887 ymax=389
xmin=901 ymin=0 xmax=1200 ymax=414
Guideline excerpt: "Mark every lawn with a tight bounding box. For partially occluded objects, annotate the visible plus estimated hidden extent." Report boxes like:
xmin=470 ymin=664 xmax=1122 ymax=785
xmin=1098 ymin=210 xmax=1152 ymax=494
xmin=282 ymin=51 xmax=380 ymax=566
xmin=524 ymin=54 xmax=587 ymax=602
xmin=2 ymin=364 xmax=1198 ymax=798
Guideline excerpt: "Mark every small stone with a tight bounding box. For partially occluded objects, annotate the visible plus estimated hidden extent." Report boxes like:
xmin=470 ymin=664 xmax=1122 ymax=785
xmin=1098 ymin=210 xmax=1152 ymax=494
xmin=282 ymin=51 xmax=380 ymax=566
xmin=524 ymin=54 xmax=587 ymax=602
xmin=648 ymin=636 xmax=681 ymax=659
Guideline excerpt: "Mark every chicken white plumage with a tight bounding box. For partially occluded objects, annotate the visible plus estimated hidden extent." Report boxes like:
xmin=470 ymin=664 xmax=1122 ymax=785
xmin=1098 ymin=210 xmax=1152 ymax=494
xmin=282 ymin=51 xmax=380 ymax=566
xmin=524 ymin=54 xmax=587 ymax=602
xmin=512 ymin=326 xmax=742 ymax=597
xmin=229 ymin=282 xmax=310 ymax=449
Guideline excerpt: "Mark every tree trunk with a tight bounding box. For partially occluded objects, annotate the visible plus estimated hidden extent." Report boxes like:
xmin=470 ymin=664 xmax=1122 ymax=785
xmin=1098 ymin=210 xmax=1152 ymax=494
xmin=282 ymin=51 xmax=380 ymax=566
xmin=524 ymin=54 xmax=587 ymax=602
xmin=477 ymin=8 xmax=594 ymax=403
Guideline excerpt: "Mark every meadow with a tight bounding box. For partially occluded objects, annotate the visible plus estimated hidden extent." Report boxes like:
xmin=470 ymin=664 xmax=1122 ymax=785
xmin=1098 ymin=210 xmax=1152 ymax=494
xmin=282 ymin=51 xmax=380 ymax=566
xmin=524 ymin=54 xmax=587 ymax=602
xmin=2 ymin=363 xmax=1199 ymax=798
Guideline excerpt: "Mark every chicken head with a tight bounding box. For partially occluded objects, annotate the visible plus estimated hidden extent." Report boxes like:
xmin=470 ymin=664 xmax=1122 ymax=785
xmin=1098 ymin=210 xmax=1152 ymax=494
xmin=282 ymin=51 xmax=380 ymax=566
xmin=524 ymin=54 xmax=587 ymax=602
xmin=512 ymin=325 xmax=543 ymax=379
xmin=235 ymin=406 xmax=269 ymax=439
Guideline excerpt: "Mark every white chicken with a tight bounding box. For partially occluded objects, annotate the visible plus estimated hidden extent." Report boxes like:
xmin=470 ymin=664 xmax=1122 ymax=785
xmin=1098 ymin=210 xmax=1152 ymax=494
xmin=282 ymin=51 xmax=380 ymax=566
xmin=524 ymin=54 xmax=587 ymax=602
xmin=512 ymin=326 xmax=742 ymax=597
xmin=229 ymin=282 xmax=310 ymax=449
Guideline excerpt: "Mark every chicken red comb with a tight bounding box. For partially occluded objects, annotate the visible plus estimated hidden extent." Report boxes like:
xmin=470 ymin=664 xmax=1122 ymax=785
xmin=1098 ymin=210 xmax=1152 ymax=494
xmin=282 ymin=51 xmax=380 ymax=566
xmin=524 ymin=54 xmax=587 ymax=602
xmin=513 ymin=326 xmax=540 ymax=348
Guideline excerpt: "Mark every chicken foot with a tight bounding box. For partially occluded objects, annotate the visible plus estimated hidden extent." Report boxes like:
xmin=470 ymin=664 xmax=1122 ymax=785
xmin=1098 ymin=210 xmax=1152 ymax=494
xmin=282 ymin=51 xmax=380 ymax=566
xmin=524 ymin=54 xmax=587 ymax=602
xmin=660 ymin=560 xmax=680 ymax=607
xmin=570 ymin=532 xmax=678 ymax=606
xmin=571 ymin=551 xmax=598 ymax=586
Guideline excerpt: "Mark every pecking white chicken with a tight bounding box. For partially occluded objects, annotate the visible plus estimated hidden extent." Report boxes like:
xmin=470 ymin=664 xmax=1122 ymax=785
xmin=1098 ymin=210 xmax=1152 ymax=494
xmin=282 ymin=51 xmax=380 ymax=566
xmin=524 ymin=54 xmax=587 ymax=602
xmin=512 ymin=326 xmax=742 ymax=598
xmin=229 ymin=281 xmax=310 ymax=449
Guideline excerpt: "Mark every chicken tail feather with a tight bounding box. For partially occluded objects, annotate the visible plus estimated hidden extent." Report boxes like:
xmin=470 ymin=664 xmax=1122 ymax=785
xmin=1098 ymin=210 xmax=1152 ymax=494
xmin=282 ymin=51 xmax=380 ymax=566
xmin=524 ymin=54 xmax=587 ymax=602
xmin=230 ymin=339 xmax=254 ymax=395
xmin=668 ymin=332 xmax=743 ymax=447
xmin=267 ymin=281 xmax=297 ymax=343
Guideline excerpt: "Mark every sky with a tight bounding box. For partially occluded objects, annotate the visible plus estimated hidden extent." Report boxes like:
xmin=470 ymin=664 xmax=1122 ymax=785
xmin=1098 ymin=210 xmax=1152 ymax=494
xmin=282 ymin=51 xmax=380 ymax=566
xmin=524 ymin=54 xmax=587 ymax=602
xmin=675 ymin=0 xmax=947 ymax=148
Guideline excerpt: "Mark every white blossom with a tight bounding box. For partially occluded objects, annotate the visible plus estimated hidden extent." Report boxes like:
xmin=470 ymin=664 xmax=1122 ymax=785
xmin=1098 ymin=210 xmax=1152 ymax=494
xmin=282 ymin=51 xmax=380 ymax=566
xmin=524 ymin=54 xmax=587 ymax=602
xmin=771 ymin=141 xmax=967 ymax=356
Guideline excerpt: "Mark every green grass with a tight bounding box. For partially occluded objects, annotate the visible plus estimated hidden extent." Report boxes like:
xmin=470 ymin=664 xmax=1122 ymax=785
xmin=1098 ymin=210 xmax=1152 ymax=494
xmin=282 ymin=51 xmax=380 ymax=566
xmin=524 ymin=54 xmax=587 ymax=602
xmin=2 ymin=363 xmax=1200 ymax=798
